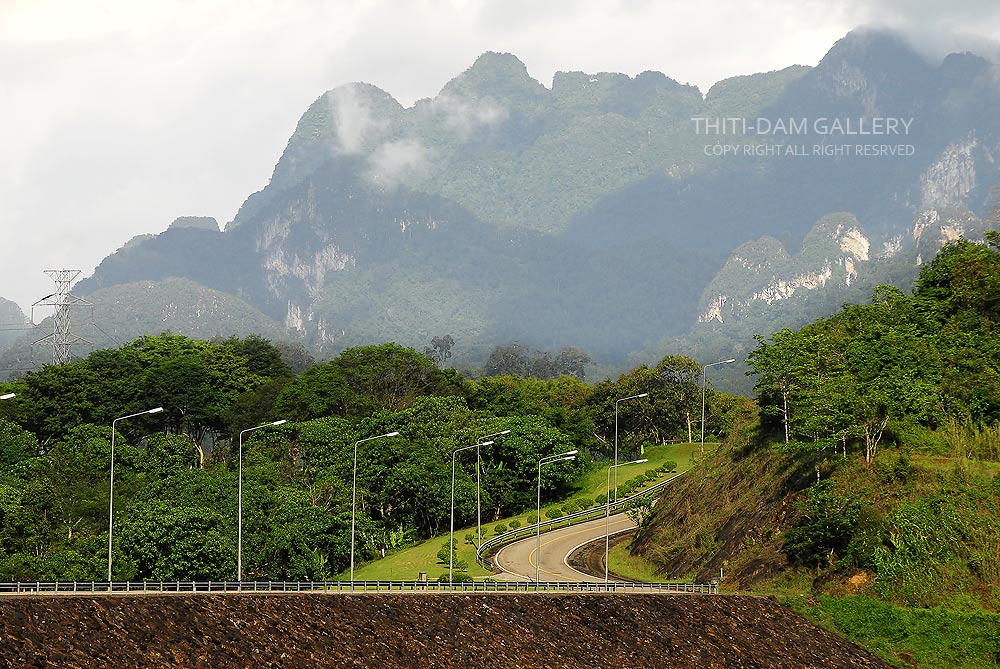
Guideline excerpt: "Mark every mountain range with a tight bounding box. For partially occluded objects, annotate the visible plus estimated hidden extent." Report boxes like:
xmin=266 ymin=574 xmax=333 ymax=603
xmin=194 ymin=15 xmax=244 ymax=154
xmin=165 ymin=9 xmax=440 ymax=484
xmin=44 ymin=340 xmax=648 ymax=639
xmin=2 ymin=28 xmax=999 ymax=389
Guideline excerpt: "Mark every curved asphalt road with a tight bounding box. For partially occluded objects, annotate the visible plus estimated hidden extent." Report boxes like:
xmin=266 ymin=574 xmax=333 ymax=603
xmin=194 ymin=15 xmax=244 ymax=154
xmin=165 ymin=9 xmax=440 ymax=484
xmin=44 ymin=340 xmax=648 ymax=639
xmin=493 ymin=513 xmax=636 ymax=582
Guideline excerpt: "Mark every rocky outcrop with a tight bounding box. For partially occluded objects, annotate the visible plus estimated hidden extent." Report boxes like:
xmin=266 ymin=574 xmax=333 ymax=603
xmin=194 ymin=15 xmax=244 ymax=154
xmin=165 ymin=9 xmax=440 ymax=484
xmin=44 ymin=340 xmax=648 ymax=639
xmin=698 ymin=214 xmax=872 ymax=324
xmin=920 ymin=135 xmax=978 ymax=208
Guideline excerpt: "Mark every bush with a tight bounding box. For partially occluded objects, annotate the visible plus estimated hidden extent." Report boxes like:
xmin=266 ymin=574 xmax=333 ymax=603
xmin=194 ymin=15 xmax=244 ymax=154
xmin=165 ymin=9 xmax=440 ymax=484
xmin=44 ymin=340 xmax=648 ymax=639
xmin=464 ymin=533 xmax=476 ymax=545
xmin=595 ymin=493 xmax=608 ymax=506
xmin=561 ymin=500 xmax=579 ymax=515
xmin=435 ymin=539 xmax=455 ymax=565
xmin=494 ymin=523 xmax=508 ymax=536
xmin=577 ymin=498 xmax=593 ymax=510
xmin=545 ymin=508 xmax=563 ymax=520
xmin=874 ymin=453 xmax=914 ymax=485
xmin=509 ymin=519 xmax=521 ymax=530
xmin=783 ymin=481 xmax=860 ymax=568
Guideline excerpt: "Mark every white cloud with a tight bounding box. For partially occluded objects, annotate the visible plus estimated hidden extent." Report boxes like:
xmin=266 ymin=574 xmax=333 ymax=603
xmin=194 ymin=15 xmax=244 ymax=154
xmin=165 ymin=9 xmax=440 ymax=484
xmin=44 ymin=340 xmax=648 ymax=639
xmin=1 ymin=0 xmax=999 ymax=315
xmin=426 ymin=92 xmax=509 ymax=140
xmin=365 ymin=138 xmax=431 ymax=190
xmin=324 ymin=84 xmax=393 ymax=155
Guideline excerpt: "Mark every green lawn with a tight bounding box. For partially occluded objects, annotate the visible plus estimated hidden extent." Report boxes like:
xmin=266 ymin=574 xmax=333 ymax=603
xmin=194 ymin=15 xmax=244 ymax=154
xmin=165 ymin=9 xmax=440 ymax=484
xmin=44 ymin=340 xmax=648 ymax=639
xmin=606 ymin=541 xmax=666 ymax=582
xmin=345 ymin=441 xmax=710 ymax=582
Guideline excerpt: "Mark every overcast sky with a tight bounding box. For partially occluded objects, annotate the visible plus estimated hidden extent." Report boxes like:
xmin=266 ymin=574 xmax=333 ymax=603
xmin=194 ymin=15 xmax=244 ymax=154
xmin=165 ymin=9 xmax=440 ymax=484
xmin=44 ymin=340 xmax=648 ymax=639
xmin=3 ymin=0 xmax=1000 ymax=316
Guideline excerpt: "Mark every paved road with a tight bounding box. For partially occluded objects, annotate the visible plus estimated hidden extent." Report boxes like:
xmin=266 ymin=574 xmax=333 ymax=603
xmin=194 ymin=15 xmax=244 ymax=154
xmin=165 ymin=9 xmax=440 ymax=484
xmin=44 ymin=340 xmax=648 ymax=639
xmin=493 ymin=513 xmax=636 ymax=582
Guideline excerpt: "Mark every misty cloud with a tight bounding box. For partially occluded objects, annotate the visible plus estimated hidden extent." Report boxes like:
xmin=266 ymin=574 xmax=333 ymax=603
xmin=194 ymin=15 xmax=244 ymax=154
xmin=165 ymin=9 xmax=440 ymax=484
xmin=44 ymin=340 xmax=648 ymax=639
xmin=324 ymin=84 xmax=394 ymax=155
xmin=365 ymin=138 xmax=431 ymax=190
xmin=841 ymin=0 xmax=1000 ymax=62
xmin=427 ymin=92 xmax=509 ymax=140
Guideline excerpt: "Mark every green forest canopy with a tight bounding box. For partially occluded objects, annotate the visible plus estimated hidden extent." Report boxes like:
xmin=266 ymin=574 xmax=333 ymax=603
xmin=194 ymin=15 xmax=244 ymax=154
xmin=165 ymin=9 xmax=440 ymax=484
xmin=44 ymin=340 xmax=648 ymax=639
xmin=0 ymin=335 xmax=717 ymax=581
xmin=748 ymin=234 xmax=1000 ymax=462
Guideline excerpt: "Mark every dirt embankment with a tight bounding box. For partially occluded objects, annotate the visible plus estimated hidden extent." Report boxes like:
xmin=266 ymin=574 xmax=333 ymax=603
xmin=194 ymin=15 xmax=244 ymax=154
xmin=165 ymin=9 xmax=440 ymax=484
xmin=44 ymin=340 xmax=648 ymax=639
xmin=0 ymin=593 xmax=889 ymax=668
xmin=631 ymin=448 xmax=814 ymax=587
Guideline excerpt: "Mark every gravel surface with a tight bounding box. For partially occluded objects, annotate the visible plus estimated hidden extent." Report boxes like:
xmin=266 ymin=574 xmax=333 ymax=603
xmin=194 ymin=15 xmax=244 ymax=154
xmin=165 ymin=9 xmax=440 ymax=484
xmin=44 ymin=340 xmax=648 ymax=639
xmin=0 ymin=593 xmax=890 ymax=668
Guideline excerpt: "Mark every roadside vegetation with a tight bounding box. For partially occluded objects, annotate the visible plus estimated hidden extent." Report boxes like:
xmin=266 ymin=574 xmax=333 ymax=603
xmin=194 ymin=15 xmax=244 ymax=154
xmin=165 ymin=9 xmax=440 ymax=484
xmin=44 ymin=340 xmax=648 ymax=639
xmin=0 ymin=333 xmax=737 ymax=583
xmin=350 ymin=440 xmax=698 ymax=581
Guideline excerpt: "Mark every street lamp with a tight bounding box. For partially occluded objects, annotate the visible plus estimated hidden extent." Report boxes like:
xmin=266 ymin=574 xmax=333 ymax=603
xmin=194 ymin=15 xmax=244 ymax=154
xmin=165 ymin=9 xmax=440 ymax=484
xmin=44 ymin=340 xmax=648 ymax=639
xmin=535 ymin=450 xmax=577 ymax=588
xmin=108 ymin=406 xmax=164 ymax=581
xmin=350 ymin=430 xmax=400 ymax=584
xmin=605 ymin=458 xmax=647 ymax=583
xmin=701 ymin=359 xmax=736 ymax=456
xmin=475 ymin=429 xmax=510 ymax=548
xmin=449 ymin=440 xmax=494 ymax=582
xmin=0 ymin=393 xmax=14 ymax=400
xmin=614 ymin=393 xmax=647 ymax=502
xmin=238 ymin=419 xmax=286 ymax=581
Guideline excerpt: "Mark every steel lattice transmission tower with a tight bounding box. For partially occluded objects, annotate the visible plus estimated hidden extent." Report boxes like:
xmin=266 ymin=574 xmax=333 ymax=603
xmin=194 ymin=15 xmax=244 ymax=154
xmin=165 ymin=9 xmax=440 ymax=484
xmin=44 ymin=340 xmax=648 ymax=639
xmin=32 ymin=269 xmax=91 ymax=365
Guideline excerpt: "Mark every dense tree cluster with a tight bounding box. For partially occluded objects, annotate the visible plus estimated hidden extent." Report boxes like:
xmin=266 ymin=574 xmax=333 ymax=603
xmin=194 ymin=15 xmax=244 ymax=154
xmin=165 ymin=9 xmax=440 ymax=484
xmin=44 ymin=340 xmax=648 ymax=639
xmin=483 ymin=343 xmax=593 ymax=380
xmin=749 ymin=235 xmax=1000 ymax=462
xmin=0 ymin=335 xmax=732 ymax=582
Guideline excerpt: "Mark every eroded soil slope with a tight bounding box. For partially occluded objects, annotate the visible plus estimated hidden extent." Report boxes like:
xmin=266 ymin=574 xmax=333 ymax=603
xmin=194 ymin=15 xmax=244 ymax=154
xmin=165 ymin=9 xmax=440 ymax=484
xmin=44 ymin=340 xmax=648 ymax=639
xmin=0 ymin=593 xmax=888 ymax=668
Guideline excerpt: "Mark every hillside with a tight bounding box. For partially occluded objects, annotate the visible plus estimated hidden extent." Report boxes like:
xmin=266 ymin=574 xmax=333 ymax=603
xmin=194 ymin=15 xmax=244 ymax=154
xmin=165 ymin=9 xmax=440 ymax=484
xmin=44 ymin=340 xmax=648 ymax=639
xmin=35 ymin=27 xmax=996 ymax=380
xmin=626 ymin=444 xmax=1000 ymax=668
xmin=623 ymin=235 xmax=1000 ymax=667
xmin=0 ymin=298 xmax=25 ymax=353
xmin=0 ymin=278 xmax=289 ymax=379
xmin=632 ymin=444 xmax=1000 ymax=601
xmin=0 ymin=593 xmax=890 ymax=668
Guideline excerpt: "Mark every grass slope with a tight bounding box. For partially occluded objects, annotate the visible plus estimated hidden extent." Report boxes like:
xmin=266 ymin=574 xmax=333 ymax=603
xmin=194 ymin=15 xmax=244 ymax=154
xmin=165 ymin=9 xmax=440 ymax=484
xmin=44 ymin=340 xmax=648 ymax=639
xmin=621 ymin=433 xmax=1000 ymax=668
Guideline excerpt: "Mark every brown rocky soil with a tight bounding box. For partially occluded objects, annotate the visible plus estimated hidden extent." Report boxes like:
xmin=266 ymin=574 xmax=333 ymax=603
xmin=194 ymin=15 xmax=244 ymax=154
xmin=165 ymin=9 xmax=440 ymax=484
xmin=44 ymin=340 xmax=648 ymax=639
xmin=0 ymin=593 xmax=889 ymax=668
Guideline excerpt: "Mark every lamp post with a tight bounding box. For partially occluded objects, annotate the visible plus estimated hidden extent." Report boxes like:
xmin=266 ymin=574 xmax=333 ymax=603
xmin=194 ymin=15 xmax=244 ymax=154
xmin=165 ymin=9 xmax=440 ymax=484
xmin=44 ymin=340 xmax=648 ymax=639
xmin=535 ymin=450 xmax=577 ymax=589
xmin=450 ymin=440 xmax=494 ymax=582
xmin=350 ymin=430 xmax=400 ymax=584
xmin=108 ymin=406 xmax=164 ymax=581
xmin=701 ymin=359 xmax=736 ymax=456
xmin=238 ymin=419 xmax=286 ymax=581
xmin=475 ymin=429 xmax=510 ymax=548
xmin=605 ymin=458 xmax=647 ymax=584
xmin=614 ymin=393 xmax=647 ymax=502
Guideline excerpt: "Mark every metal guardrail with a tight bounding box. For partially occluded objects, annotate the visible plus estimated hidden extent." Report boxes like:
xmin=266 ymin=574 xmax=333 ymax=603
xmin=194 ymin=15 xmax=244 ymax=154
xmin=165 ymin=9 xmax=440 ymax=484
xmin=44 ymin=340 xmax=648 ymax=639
xmin=475 ymin=471 xmax=685 ymax=569
xmin=0 ymin=580 xmax=716 ymax=595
